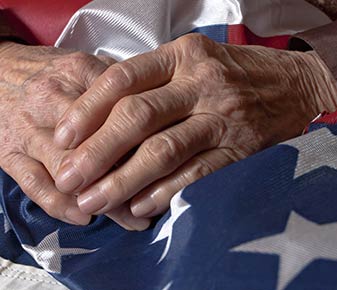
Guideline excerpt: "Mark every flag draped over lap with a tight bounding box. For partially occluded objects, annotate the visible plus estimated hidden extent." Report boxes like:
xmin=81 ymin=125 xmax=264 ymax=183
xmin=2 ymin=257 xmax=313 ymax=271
xmin=2 ymin=112 xmax=337 ymax=290
xmin=1 ymin=1 xmax=337 ymax=290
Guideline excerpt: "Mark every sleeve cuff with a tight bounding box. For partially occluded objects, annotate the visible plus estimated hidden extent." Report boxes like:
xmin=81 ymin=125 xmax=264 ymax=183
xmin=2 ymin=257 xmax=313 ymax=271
xmin=289 ymin=21 xmax=337 ymax=80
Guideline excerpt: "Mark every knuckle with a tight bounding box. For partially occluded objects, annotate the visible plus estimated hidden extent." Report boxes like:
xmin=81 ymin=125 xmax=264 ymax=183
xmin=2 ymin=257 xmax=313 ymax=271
xmin=76 ymin=143 xmax=107 ymax=172
xmin=176 ymin=33 xmax=211 ymax=51
xmin=197 ymin=60 xmax=224 ymax=79
xmin=64 ymin=51 xmax=104 ymax=86
xmin=101 ymin=174 xmax=128 ymax=206
xmin=39 ymin=195 xmax=56 ymax=215
xmin=56 ymin=51 xmax=93 ymax=74
xmin=191 ymin=60 xmax=226 ymax=88
xmin=20 ymin=169 xmax=43 ymax=195
xmin=177 ymin=33 xmax=203 ymax=46
xmin=173 ymin=34 xmax=224 ymax=81
xmin=0 ymin=157 xmax=11 ymax=173
xmin=38 ymin=195 xmax=64 ymax=220
xmin=68 ymin=97 xmax=99 ymax=124
xmin=68 ymin=51 xmax=93 ymax=66
xmin=182 ymin=158 xmax=214 ymax=185
xmin=24 ymin=74 xmax=60 ymax=95
xmin=65 ymin=51 xmax=98 ymax=76
xmin=22 ymin=128 xmax=38 ymax=155
xmin=194 ymin=157 xmax=215 ymax=178
xmin=0 ymin=152 xmax=20 ymax=173
xmin=103 ymin=62 xmax=138 ymax=91
xmin=114 ymin=97 xmax=136 ymax=120
xmin=144 ymin=135 xmax=182 ymax=172
xmin=114 ymin=96 xmax=157 ymax=129
xmin=195 ymin=115 xmax=225 ymax=147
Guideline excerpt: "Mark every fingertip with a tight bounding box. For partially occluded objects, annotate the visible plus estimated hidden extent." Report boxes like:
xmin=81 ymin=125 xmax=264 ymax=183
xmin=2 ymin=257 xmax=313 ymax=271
xmin=130 ymin=196 xmax=157 ymax=218
xmin=130 ymin=187 xmax=170 ymax=218
xmin=55 ymin=160 xmax=85 ymax=194
xmin=123 ymin=216 xmax=152 ymax=232
xmin=77 ymin=191 xmax=106 ymax=215
xmin=105 ymin=209 xmax=152 ymax=231
xmin=64 ymin=206 xmax=92 ymax=226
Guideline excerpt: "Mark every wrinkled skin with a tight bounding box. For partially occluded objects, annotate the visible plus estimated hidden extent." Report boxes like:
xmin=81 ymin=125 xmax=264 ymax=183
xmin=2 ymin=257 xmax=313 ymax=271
xmin=51 ymin=34 xmax=337 ymax=230
xmin=0 ymin=42 xmax=118 ymax=225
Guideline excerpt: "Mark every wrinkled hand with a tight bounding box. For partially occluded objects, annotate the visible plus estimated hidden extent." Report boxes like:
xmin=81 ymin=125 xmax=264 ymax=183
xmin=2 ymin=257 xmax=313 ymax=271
xmin=54 ymin=34 xmax=337 ymax=230
xmin=0 ymin=41 xmax=116 ymax=225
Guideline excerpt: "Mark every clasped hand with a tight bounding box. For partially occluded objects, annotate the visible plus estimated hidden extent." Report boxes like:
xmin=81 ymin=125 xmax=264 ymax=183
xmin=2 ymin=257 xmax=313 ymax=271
xmin=1 ymin=34 xmax=336 ymax=230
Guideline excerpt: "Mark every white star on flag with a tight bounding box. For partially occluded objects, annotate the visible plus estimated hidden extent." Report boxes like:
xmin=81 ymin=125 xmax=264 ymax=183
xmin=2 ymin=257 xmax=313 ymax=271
xmin=0 ymin=203 xmax=12 ymax=233
xmin=162 ymin=281 xmax=173 ymax=290
xmin=231 ymin=211 xmax=337 ymax=290
xmin=151 ymin=189 xmax=191 ymax=263
xmin=22 ymin=230 xmax=98 ymax=273
xmin=284 ymin=128 xmax=337 ymax=179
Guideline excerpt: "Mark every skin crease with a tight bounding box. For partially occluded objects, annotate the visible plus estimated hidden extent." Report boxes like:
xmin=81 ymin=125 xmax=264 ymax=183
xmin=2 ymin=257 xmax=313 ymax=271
xmin=0 ymin=2 xmax=336 ymax=233
xmin=0 ymin=41 xmax=124 ymax=226
xmin=0 ymin=34 xmax=336 ymax=231
xmin=51 ymin=33 xmax=337 ymax=230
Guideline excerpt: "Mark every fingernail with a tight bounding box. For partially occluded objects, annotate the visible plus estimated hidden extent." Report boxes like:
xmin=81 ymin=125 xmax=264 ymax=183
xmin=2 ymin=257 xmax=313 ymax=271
xmin=131 ymin=197 xmax=157 ymax=217
xmin=118 ymin=223 xmax=135 ymax=231
xmin=64 ymin=207 xmax=91 ymax=225
xmin=56 ymin=162 xmax=84 ymax=193
xmin=54 ymin=121 xmax=75 ymax=149
xmin=77 ymin=192 xmax=107 ymax=214
xmin=123 ymin=215 xmax=151 ymax=231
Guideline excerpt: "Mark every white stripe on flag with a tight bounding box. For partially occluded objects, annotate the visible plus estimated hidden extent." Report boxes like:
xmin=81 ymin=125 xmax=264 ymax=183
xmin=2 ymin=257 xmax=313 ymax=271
xmin=0 ymin=256 xmax=69 ymax=290
xmin=56 ymin=0 xmax=331 ymax=60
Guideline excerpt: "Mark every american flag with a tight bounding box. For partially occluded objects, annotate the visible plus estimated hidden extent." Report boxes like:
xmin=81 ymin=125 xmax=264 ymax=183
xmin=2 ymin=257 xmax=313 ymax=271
xmin=1 ymin=1 xmax=337 ymax=289
xmin=2 ymin=107 xmax=337 ymax=290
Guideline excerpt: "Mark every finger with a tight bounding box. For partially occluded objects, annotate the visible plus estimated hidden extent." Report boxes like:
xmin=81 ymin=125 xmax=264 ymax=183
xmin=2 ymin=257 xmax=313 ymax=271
xmin=54 ymin=45 xmax=176 ymax=149
xmin=55 ymin=80 xmax=196 ymax=194
xmin=76 ymin=115 xmax=222 ymax=215
xmin=23 ymin=128 xmax=68 ymax=179
xmin=3 ymin=153 xmax=91 ymax=225
xmin=104 ymin=202 xmax=151 ymax=232
xmin=131 ymin=148 xmax=234 ymax=217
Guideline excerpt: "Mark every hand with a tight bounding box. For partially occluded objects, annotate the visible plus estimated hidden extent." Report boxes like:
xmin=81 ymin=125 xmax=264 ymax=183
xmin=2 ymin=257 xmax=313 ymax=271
xmin=53 ymin=34 xmax=337 ymax=229
xmin=0 ymin=41 xmax=117 ymax=225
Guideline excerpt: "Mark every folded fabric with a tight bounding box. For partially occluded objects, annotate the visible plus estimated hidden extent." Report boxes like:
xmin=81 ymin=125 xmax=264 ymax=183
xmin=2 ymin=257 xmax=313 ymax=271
xmin=1 ymin=1 xmax=337 ymax=290
xmin=56 ymin=0 xmax=330 ymax=60
xmin=1 ymin=105 xmax=337 ymax=290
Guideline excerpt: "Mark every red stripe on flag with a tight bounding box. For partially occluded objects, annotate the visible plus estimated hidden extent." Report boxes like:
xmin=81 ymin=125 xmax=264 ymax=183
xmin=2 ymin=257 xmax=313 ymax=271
xmin=312 ymin=111 xmax=337 ymax=126
xmin=0 ymin=0 xmax=91 ymax=45
xmin=227 ymin=24 xmax=290 ymax=49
